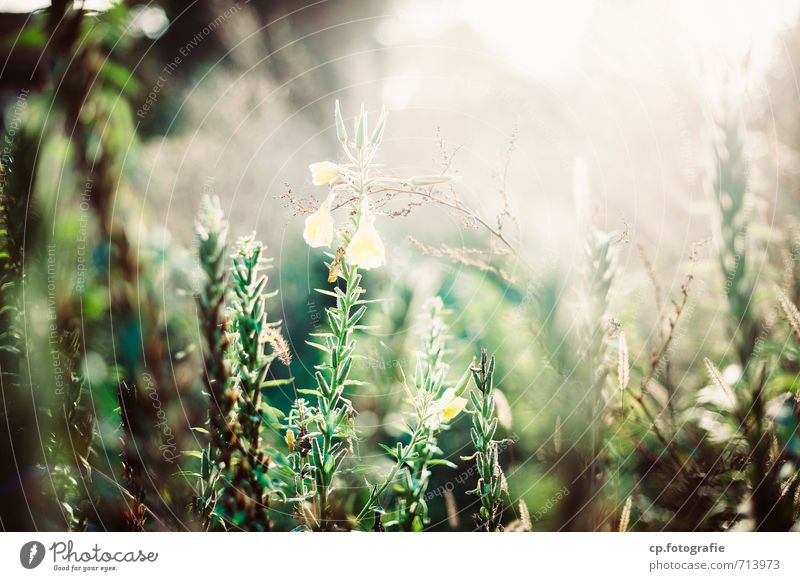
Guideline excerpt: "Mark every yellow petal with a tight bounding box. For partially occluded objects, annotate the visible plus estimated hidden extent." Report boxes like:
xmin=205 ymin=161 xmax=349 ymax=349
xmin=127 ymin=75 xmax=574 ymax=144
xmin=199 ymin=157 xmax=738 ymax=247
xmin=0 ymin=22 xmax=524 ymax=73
xmin=309 ymin=161 xmax=339 ymax=186
xmin=303 ymin=203 xmax=334 ymax=248
xmin=346 ymin=217 xmax=385 ymax=269
xmin=442 ymin=396 xmax=467 ymax=421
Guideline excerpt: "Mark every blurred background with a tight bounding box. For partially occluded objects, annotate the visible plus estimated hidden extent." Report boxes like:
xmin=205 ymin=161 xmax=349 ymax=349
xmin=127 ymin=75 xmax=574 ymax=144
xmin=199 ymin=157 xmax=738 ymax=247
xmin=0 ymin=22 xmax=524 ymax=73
xmin=2 ymin=0 xmax=800 ymax=532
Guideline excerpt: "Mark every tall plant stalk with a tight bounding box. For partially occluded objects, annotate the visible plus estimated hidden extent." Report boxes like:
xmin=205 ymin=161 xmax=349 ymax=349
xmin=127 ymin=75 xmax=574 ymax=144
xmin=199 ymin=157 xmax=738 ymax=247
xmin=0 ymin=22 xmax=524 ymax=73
xmin=290 ymin=103 xmax=388 ymax=530
xmin=307 ymin=254 xmax=366 ymax=529
xmin=394 ymin=298 xmax=459 ymax=531
xmin=710 ymin=111 xmax=793 ymax=531
xmin=213 ymin=236 xmax=284 ymax=530
xmin=193 ymin=195 xmax=233 ymax=527
xmin=356 ymin=303 xmax=470 ymax=531
xmin=468 ymin=349 xmax=508 ymax=532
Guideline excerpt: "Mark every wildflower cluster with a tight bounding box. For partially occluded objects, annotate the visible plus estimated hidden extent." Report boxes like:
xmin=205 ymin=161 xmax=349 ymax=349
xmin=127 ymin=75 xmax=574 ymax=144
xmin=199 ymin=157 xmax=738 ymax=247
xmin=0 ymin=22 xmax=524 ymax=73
xmin=354 ymin=352 xmax=470 ymax=530
xmin=390 ymin=298 xmax=468 ymax=530
xmin=291 ymin=104 xmax=469 ymax=530
xmin=292 ymin=103 xmax=388 ymax=529
xmin=303 ymin=101 xmax=388 ymax=269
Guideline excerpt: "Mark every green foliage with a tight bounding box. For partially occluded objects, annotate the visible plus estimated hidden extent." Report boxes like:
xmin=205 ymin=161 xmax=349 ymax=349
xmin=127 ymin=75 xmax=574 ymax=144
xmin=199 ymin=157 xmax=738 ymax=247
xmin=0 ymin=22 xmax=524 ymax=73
xmin=467 ymin=349 xmax=508 ymax=532
xmin=193 ymin=195 xmax=231 ymax=527
xmin=393 ymin=298 xmax=454 ymax=531
xmin=2 ymin=4 xmax=800 ymax=535
xmin=303 ymin=256 xmax=365 ymax=529
xmin=215 ymin=235 xmax=284 ymax=530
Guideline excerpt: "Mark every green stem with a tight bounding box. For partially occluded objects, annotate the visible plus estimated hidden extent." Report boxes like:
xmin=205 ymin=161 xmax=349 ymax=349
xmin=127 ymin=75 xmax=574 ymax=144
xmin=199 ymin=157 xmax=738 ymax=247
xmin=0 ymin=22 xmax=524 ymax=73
xmin=355 ymin=428 xmax=423 ymax=526
xmin=315 ymin=261 xmax=360 ymax=528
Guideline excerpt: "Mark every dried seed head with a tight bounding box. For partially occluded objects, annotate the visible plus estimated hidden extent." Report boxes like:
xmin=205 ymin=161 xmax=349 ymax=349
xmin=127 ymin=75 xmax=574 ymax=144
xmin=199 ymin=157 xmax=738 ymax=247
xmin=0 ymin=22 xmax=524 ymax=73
xmin=519 ymin=500 xmax=532 ymax=532
xmin=703 ymin=357 xmax=736 ymax=407
xmin=619 ymin=496 xmax=633 ymax=532
xmin=495 ymin=461 xmax=509 ymax=494
xmin=769 ymin=432 xmax=780 ymax=469
xmin=776 ymin=286 xmax=800 ymax=341
xmin=298 ymin=501 xmax=318 ymax=529
xmin=265 ymin=327 xmax=292 ymax=366
xmin=617 ymin=330 xmax=629 ymax=390
xmin=779 ymin=472 xmax=797 ymax=499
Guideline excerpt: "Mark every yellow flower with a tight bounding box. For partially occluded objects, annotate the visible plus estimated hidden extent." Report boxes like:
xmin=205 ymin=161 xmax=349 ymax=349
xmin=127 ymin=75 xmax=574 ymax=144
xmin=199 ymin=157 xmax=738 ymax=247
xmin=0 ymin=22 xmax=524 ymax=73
xmin=346 ymin=217 xmax=385 ymax=269
xmin=303 ymin=202 xmax=334 ymax=248
xmin=309 ymin=161 xmax=339 ymax=186
xmin=438 ymin=387 xmax=468 ymax=422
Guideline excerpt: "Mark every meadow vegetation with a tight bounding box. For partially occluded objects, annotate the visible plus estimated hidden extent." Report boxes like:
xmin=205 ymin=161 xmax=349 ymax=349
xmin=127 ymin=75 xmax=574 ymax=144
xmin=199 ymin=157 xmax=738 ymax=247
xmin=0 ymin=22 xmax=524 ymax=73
xmin=1 ymin=2 xmax=799 ymax=533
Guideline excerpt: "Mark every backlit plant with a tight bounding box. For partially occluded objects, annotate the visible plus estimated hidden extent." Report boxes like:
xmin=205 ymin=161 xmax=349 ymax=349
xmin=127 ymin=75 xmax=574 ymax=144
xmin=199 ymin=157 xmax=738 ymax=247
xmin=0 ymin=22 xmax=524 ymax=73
xmin=4 ymin=4 xmax=800 ymax=535
xmin=467 ymin=349 xmax=510 ymax=532
xmin=390 ymin=297 xmax=469 ymax=531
